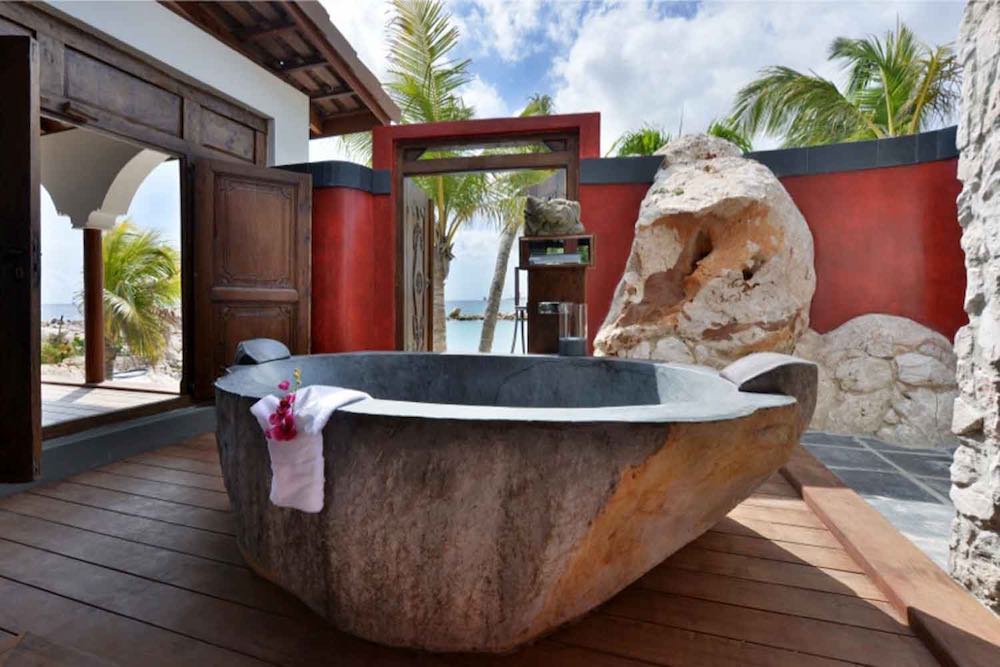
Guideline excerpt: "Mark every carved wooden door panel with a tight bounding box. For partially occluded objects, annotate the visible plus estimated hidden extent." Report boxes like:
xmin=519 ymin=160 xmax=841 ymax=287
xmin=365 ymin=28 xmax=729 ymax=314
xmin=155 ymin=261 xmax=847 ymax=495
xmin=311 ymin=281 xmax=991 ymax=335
xmin=0 ymin=35 xmax=41 ymax=481
xmin=401 ymin=179 xmax=433 ymax=351
xmin=193 ymin=160 xmax=311 ymax=399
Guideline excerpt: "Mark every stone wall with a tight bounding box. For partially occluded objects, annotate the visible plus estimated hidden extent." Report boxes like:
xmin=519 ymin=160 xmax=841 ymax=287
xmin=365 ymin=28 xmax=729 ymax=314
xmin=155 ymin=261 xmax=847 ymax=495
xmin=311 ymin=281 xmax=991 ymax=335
xmin=950 ymin=0 xmax=1000 ymax=613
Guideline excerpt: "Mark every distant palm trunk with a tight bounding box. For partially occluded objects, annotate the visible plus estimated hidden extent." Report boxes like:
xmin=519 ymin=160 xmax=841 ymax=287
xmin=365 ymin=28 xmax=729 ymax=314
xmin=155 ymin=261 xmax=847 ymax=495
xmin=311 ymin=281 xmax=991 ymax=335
xmin=433 ymin=245 xmax=448 ymax=351
xmin=104 ymin=339 xmax=116 ymax=378
xmin=479 ymin=223 xmax=517 ymax=352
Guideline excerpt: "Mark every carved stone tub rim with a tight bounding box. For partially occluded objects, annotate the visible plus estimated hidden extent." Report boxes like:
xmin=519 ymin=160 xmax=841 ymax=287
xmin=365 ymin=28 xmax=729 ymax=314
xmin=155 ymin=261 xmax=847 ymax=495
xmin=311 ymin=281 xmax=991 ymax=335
xmin=214 ymin=351 xmax=797 ymax=424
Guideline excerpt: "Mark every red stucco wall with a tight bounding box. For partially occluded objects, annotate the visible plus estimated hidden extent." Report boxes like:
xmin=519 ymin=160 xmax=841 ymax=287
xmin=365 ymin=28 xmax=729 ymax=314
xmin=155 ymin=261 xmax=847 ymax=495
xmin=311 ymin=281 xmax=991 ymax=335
xmin=784 ymin=158 xmax=965 ymax=338
xmin=579 ymin=183 xmax=649 ymax=346
xmin=312 ymin=187 xmax=395 ymax=352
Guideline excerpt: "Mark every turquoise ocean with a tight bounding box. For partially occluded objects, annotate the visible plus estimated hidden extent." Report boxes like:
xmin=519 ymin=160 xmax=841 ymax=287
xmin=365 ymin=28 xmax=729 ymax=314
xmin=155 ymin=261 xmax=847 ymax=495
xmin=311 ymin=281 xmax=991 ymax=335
xmin=445 ymin=298 xmax=524 ymax=354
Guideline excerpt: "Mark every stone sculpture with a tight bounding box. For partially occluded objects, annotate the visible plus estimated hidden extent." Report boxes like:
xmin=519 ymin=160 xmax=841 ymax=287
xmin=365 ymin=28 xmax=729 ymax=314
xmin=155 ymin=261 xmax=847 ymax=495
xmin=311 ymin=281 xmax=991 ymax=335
xmin=523 ymin=196 xmax=584 ymax=236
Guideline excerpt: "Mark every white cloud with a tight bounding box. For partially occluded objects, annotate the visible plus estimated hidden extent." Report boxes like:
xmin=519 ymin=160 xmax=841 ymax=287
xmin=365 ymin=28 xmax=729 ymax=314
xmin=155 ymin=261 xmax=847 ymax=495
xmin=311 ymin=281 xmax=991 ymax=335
xmin=550 ymin=1 xmax=967 ymax=153
xmin=318 ymin=0 xmax=392 ymax=80
xmin=462 ymin=75 xmax=511 ymax=118
xmin=457 ymin=0 xmax=545 ymax=62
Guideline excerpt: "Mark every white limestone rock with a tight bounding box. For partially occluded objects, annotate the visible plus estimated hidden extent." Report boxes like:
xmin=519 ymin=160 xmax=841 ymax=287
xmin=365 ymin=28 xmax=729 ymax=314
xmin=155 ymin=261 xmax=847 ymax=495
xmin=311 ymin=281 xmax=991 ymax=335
xmin=594 ymin=134 xmax=816 ymax=367
xmin=950 ymin=0 xmax=1000 ymax=613
xmin=793 ymin=314 xmax=958 ymax=449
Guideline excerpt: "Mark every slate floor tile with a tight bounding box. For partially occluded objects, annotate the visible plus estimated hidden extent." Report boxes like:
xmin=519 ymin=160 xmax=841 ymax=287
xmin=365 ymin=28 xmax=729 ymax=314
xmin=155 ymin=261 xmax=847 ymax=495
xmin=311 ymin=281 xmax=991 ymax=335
xmin=882 ymin=452 xmax=953 ymax=479
xmin=830 ymin=468 xmax=938 ymax=503
xmin=860 ymin=437 xmax=956 ymax=457
xmin=917 ymin=476 xmax=953 ymax=500
xmin=805 ymin=445 xmax=894 ymax=471
xmin=802 ymin=432 xmax=862 ymax=447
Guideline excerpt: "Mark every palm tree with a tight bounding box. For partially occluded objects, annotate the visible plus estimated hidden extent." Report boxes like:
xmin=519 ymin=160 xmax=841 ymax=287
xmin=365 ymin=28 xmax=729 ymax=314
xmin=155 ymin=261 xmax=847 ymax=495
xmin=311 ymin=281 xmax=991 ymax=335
xmin=608 ymin=125 xmax=672 ymax=156
xmin=383 ymin=0 xmax=493 ymax=349
xmin=477 ymin=94 xmax=554 ymax=352
xmin=100 ymin=220 xmax=180 ymax=376
xmin=608 ymin=120 xmax=753 ymax=156
xmin=706 ymin=118 xmax=754 ymax=153
xmin=729 ymin=22 xmax=960 ymax=147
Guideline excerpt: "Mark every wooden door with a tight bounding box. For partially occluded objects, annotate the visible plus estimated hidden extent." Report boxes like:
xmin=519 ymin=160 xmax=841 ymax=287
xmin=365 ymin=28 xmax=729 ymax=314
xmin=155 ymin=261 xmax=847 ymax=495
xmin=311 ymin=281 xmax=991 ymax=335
xmin=193 ymin=160 xmax=311 ymax=399
xmin=0 ymin=36 xmax=41 ymax=482
xmin=400 ymin=179 xmax=433 ymax=351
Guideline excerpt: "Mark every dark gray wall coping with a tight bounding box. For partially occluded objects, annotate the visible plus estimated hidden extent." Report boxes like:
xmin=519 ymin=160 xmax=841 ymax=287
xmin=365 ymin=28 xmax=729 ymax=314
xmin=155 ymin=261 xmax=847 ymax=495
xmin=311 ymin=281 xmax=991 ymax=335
xmin=280 ymin=160 xmax=391 ymax=194
xmin=282 ymin=126 xmax=957 ymax=190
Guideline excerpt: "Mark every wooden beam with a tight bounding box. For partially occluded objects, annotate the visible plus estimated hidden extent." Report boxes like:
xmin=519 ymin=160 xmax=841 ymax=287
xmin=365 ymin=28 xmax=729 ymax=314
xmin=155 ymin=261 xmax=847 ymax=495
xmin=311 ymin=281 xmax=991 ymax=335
xmin=239 ymin=23 xmax=298 ymax=42
xmin=309 ymin=108 xmax=322 ymax=136
xmin=316 ymin=108 xmax=382 ymax=137
xmin=402 ymin=150 xmax=574 ymax=176
xmin=277 ymin=58 xmax=326 ymax=74
xmin=284 ymin=4 xmax=394 ymax=125
xmin=0 ymin=35 xmax=41 ymax=482
xmin=310 ymin=88 xmax=354 ymax=104
xmin=83 ymin=229 xmax=104 ymax=384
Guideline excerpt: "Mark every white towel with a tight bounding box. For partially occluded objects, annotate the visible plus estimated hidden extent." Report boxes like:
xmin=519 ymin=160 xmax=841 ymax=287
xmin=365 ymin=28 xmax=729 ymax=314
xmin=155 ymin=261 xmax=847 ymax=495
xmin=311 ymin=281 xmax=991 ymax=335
xmin=250 ymin=385 xmax=370 ymax=513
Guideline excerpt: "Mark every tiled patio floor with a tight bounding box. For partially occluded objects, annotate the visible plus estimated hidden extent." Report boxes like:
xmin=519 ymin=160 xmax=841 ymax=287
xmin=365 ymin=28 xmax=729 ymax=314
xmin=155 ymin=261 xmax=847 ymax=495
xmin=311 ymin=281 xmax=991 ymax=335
xmin=802 ymin=432 xmax=955 ymax=569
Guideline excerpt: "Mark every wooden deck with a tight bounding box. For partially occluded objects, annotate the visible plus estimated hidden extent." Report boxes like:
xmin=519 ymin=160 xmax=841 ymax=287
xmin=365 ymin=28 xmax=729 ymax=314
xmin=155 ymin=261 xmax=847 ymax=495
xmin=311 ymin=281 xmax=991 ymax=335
xmin=0 ymin=433 xmax=992 ymax=666
xmin=41 ymin=383 xmax=178 ymax=427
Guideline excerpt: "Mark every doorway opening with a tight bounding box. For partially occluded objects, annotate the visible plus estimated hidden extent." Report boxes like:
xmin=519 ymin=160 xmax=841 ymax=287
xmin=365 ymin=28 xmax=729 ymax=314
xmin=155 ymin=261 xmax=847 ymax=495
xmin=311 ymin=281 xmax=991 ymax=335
xmin=39 ymin=118 xmax=184 ymax=432
xmin=395 ymin=132 xmax=578 ymax=353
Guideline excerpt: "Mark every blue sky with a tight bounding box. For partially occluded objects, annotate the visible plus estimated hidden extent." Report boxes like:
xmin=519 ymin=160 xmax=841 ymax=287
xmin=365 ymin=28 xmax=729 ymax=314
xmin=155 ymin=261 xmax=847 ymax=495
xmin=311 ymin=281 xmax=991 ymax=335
xmin=43 ymin=1 xmax=967 ymax=305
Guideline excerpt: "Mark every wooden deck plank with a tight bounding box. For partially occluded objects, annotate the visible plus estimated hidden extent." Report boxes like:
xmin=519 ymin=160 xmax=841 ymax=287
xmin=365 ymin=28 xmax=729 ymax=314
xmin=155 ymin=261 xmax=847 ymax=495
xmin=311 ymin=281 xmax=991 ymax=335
xmin=783 ymin=445 xmax=1000 ymax=667
xmin=0 ymin=576 xmax=269 ymax=667
xmin=0 ymin=632 xmax=121 ymax=666
xmin=639 ymin=566 xmax=907 ymax=632
xmin=68 ymin=469 xmax=231 ymax=512
xmin=755 ymin=474 xmax=800 ymax=496
xmin=176 ymin=434 xmax=219 ymax=451
xmin=694 ymin=530 xmax=863 ymax=572
xmin=128 ymin=452 xmax=225 ymax=477
xmin=728 ymin=503 xmax=827 ymax=529
xmin=445 ymin=641 xmax=652 ymax=667
xmin=603 ymin=588 xmax=939 ymax=666
xmin=0 ymin=539 xmax=447 ymax=667
xmin=100 ymin=461 xmax=228 ymax=492
xmin=0 ymin=510 xmax=304 ymax=619
xmin=711 ymin=515 xmax=843 ymax=548
xmin=665 ymin=546 xmax=887 ymax=600
xmin=28 ymin=480 xmax=235 ymax=534
xmin=154 ymin=443 xmax=222 ymax=464
xmin=0 ymin=434 xmax=978 ymax=666
xmin=555 ymin=613 xmax=854 ymax=667
xmin=0 ymin=493 xmax=244 ymax=565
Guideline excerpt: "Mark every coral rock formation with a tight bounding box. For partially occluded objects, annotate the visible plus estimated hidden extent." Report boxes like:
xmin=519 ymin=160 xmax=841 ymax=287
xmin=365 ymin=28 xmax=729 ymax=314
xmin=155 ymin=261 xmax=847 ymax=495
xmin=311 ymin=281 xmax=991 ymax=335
xmin=593 ymin=135 xmax=816 ymax=367
xmin=949 ymin=0 xmax=1000 ymax=614
xmin=794 ymin=315 xmax=958 ymax=448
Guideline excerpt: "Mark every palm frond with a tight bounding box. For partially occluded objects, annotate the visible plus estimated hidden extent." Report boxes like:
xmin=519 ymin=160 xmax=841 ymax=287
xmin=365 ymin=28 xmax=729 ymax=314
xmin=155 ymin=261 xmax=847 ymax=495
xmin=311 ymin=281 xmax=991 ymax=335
xmin=608 ymin=125 xmax=671 ymax=156
xmin=730 ymin=21 xmax=961 ymax=146
xmin=98 ymin=220 xmax=180 ymax=364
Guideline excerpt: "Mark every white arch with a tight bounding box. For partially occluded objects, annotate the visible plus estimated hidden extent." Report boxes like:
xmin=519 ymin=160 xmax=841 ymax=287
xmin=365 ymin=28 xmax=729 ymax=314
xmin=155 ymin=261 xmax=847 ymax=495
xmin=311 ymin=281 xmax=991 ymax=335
xmin=40 ymin=128 xmax=170 ymax=230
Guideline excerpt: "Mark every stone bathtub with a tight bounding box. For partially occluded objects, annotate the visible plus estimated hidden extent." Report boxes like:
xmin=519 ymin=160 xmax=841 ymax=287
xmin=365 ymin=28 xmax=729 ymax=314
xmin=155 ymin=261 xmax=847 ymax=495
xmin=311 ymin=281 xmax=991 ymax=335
xmin=215 ymin=350 xmax=817 ymax=653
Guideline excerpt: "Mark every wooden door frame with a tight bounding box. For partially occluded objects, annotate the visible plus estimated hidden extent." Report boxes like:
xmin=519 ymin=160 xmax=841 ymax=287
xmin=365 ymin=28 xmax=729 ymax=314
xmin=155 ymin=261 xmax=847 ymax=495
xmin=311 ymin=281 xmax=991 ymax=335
xmin=0 ymin=3 xmax=274 ymax=446
xmin=0 ymin=35 xmax=41 ymax=482
xmin=393 ymin=131 xmax=580 ymax=350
